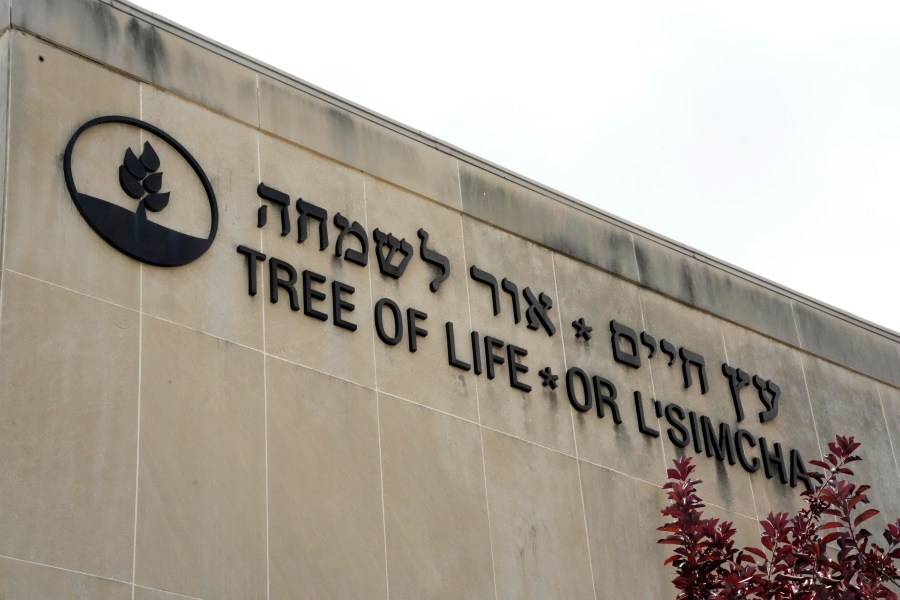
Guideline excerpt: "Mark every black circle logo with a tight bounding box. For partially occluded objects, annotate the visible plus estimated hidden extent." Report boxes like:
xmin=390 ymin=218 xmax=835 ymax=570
xmin=63 ymin=116 xmax=218 ymax=267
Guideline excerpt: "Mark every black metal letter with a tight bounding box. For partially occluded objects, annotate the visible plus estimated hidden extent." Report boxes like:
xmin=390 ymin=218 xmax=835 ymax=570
xmin=660 ymin=339 xmax=677 ymax=366
xmin=592 ymin=376 xmax=621 ymax=424
xmin=471 ymin=331 xmax=483 ymax=375
xmin=268 ymin=257 xmax=300 ymax=311
xmin=333 ymin=212 xmax=368 ymax=266
xmin=688 ymin=411 xmax=702 ymax=453
xmin=501 ymin=278 xmax=521 ymax=324
xmin=610 ymin=320 xmax=641 ymax=369
xmin=753 ymin=376 xmax=781 ymax=423
xmin=735 ymin=429 xmax=760 ymax=473
xmin=296 ymin=197 xmax=329 ymax=250
xmin=417 ymin=229 xmax=450 ymax=293
xmin=790 ymin=449 xmax=814 ymax=492
xmin=640 ymin=332 xmax=657 ymax=358
xmin=236 ymin=245 xmax=266 ymax=296
xmin=470 ymin=266 xmax=500 ymax=315
xmin=700 ymin=417 xmax=735 ymax=465
xmin=373 ymin=228 xmax=413 ymax=279
xmin=302 ymin=270 xmax=328 ymax=321
xmin=722 ymin=364 xmax=752 ymax=422
xmin=680 ymin=348 xmax=708 ymax=394
xmin=506 ymin=344 xmax=531 ymax=392
xmin=566 ymin=367 xmax=592 ymax=413
xmin=374 ymin=298 xmax=403 ymax=346
xmin=759 ymin=437 xmax=788 ymax=484
xmin=331 ymin=280 xmax=356 ymax=331
xmin=664 ymin=403 xmax=689 ymax=448
xmin=523 ymin=288 xmax=555 ymax=336
xmin=484 ymin=336 xmax=505 ymax=380
xmin=406 ymin=308 xmax=428 ymax=353
xmin=257 ymin=183 xmax=291 ymax=236
xmin=445 ymin=322 xmax=471 ymax=371
xmin=634 ymin=391 xmax=660 ymax=437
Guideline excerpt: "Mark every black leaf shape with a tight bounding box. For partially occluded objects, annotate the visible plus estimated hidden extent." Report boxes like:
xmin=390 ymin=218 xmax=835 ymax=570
xmin=143 ymin=192 xmax=170 ymax=212
xmin=143 ymin=171 xmax=163 ymax=194
xmin=123 ymin=147 xmax=146 ymax=179
xmin=119 ymin=165 xmax=145 ymax=199
xmin=140 ymin=141 xmax=160 ymax=172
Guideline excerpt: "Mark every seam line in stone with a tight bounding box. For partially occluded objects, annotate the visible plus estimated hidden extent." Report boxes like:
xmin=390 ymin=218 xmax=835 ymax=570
xmin=798 ymin=353 xmax=824 ymax=460
xmin=362 ymin=177 xmax=390 ymax=600
xmin=134 ymin=584 xmax=203 ymax=600
xmin=719 ymin=324 xmax=761 ymax=532
xmin=576 ymin=457 xmax=662 ymax=489
xmin=256 ymin=125 xmax=271 ymax=600
xmin=875 ymin=384 xmax=900 ymax=481
xmin=0 ymin=553 xmax=131 ymax=587
xmin=0 ymin=271 xmax=4 ymax=358
xmin=698 ymin=502 xmax=761 ymax=524
xmin=790 ymin=298 xmax=804 ymax=349
xmin=630 ymin=231 xmax=642 ymax=283
xmin=1 ymin=27 xmax=11 ymax=274
xmin=636 ymin=287 xmax=670 ymax=485
xmin=455 ymin=158 xmax=463 ymax=210
xmin=255 ymin=71 xmax=261 ymax=130
xmin=552 ymin=252 xmax=599 ymax=600
xmin=130 ymin=262 xmax=142 ymax=599
xmin=3 ymin=269 xmax=140 ymax=314
xmin=745 ymin=473 xmax=764 ymax=535
xmin=130 ymin=91 xmax=144 ymax=600
xmin=459 ymin=214 xmax=500 ymax=600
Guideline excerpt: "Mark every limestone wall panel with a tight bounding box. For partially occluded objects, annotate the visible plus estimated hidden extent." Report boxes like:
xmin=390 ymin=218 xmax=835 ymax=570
xmin=4 ymin=33 xmax=141 ymax=307
xmin=0 ymin=271 xmax=139 ymax=581
xmin=1 ymin=3 xmax=899 ymax=598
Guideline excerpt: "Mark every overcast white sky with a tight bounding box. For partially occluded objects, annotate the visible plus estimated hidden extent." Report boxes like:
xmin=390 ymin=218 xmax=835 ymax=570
xmin=133 ymin=0 xmax=900 ymax=333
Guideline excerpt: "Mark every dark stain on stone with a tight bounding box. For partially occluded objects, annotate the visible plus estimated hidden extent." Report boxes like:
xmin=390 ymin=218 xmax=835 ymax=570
xmin=681 ymin=262 xmax=697 ymax=305
xmin=327 ymin=107 xmax=355 ymax=135
xmin=126 ymin=17 xmax=167 ymax=80
xmin=458 ymin=170 xmax=499 ymax=212
xmin=714 ymin=460 xmax=735 ymax=506
xmin=238 ymin=78 xmax=256 ymax=99
xmin=458 ymin=169 xmax=478 ymax=198
xmin=474 ymin=182 xmax=513 ymax=216
xmin=592 ymin=228 xmax=634 ymax=276
xmin=634 ymin=242 xmax=651 ymax=285
xmin=81 ymin=0 xmax=120 ymax=55
xmin=546 ymin=226 xmax=593 ymax=264
xmin=323 ymin=106 xmax=362 ymax=158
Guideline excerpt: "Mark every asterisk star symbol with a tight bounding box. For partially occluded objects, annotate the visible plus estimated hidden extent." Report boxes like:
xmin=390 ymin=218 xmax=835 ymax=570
xmin=539 ymin=367 xmax=559 ymax=390
xmin=572 ymin=317 xmax=593 ymax=341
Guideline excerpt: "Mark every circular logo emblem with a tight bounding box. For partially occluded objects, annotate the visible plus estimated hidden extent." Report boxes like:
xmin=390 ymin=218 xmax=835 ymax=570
xmin=63 ymin=116 xmax=218 ymax=267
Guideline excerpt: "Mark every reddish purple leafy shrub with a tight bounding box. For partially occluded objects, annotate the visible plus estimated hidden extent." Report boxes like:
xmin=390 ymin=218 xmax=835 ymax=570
xmin=659 ymin=435 xmax=900 ymax=599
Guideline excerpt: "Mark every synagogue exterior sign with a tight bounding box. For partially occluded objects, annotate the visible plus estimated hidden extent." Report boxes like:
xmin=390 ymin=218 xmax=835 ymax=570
xmin=1 ymin=1 xmax=898 ymax=598
xmin=231 ymin=174 xmax=815 ymax=491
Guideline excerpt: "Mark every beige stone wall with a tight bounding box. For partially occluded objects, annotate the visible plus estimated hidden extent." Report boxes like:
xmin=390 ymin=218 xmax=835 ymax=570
xmin=0 ymin=24 xmax=9 ymax=266
xmin=0 ymin=1 xmax=898 ymax=599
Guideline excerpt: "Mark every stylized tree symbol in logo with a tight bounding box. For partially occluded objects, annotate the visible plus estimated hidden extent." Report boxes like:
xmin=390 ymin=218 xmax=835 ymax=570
xmin=118 ymin=141 xmax=171 ymax=215
xmin=65 ymin=116 xmax=218 ymax=267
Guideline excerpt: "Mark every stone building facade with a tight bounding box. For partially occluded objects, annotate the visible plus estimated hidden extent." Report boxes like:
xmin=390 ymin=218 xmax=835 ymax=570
xmin=0 ymin=1 xmax=898 ymax=598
